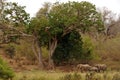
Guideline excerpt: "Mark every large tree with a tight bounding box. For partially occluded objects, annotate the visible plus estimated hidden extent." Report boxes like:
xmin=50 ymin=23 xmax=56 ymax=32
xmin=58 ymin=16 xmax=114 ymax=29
xmin=3 ymin=2 xmax=30 ymax=26
xmin=0 ymin=1 xmax=30 ymax=44
xmin=29 ymin=1 xmax=104 ymax=69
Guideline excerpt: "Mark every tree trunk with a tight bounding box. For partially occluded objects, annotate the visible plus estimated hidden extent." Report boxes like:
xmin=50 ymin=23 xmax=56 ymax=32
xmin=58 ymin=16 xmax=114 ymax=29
xmin=48 ymin=39 xmax=57 ymax=69
xmin=32 ymin=39 xmax=44 ymax=69
xmin=36 ymin=40 xmax=44 ymax=69
xmin=32 ymin=40 xmax=39 ymax=60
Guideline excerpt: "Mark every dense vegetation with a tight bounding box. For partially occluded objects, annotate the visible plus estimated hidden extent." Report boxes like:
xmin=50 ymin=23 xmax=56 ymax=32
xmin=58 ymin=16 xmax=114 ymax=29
xmin=0 ymin=0 xmax=120 ymax=79
xmin=0 ymin=57 xmax=14 ymax=80
xmin=28 ymin=1 xmax=104 ymax=69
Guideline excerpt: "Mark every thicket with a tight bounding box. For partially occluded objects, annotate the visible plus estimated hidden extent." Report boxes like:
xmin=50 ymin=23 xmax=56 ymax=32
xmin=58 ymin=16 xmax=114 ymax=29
xmin=52 ymin=32 xmax=95 ymax=65
xmin=5 ymin=44 xmax=15 ymax=59
xmin=0 ymin=57 xmax=14 ymax=80
xmin=52 ymin=31 xmax=83 ymax=65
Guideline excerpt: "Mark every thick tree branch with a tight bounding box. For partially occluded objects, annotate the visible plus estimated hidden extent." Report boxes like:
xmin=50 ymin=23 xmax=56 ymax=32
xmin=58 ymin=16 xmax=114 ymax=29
xmin=0 ymin=23 xmax=33 ymax=37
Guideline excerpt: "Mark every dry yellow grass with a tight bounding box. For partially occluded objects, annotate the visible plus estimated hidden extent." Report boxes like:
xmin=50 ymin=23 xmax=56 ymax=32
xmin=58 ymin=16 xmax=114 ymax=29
xmin=14 ymin=70 xmax=67 ymax=80
xmin=13 ymin=70 xmax=120 ymax=80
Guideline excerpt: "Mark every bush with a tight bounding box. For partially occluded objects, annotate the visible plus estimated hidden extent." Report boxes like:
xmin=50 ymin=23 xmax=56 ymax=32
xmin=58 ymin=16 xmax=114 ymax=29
xmin=0 ymin=57 xmax=14 ymax=80
xmin=5 ymin=44 xmax=15 ymax=58
xmin=52 ymin=32 xmax=97 ymax=65
xmin=52 ymin=31 xmax=83 ymax=65
xmin=81 ymin=36 xmax=97 ymax=63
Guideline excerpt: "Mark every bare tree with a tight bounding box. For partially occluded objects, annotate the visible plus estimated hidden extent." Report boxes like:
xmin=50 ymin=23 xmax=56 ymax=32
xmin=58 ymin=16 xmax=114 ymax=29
xmin=97 ymin=7 xmax=119 ymax=39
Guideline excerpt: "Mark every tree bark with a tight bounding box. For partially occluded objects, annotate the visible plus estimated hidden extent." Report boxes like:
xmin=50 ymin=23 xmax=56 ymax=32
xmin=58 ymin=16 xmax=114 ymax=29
xmin=48 ymin=38 xmax=57 ymax=69
xmin=32 ymin=38 xmax=44 ymax=69
xmin=36 ymin=40 xmax=44 ymax=69
xmin=32 ymin=39 xmax=39 ymax=60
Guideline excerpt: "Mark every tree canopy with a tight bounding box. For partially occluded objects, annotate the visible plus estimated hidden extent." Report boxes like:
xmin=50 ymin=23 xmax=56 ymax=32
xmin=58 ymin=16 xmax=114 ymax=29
xmin=29 ymin=1 xmax=104 ymax=46
xmin=28 ymin=1 xmax=104 ymax=68
xmin=3 ymin=2 xmax=30 ymax=27
xmin=0 ymin=1 xmax=30 ymax=44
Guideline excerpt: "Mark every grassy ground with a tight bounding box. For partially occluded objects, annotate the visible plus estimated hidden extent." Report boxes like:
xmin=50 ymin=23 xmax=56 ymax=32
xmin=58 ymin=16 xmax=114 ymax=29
xmin=13 ymin=70 xmax=67 ymax=80
xmin=1 ymin=35 xmax=120 ymax=80
xmin=13 ymin=70 xmax=120 ymax=80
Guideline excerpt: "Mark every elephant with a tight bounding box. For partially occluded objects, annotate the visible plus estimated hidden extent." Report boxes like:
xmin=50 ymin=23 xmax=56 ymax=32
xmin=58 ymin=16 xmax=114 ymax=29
xmin=77 ymin=64 xmax=91 ymax=72
xmin=94 ymin=64 xmax=107 ymax=72
xmin=89 ymin=66 xmax=99 ymax=72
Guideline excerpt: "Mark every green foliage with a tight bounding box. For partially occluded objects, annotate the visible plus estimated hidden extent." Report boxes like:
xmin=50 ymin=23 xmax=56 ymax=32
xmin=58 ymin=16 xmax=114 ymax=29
xmin=69 ymin=32 xmax=83 ymax=61
xmin=0 ymin=57 xmax=14 ymax=80
xmin=81 ymin=36 xmax=95 ymax=62
xmin=3 ymin=2 xmax=30 ymax=27
xmin=52 ymin=33 xmax=97 ymax=65
xmin=5 ymin=44 xmax=15 ymax=58
xmin=29 ymin=1 xmax=104 ymax=46
xmin=52 ymin=31 xmax=83 ymax=65
xmin=28 ymin=1 xmax=104 ymax=65
xmin=28 ymin=17 xmax=49 ymax=46
xmin=0 ymin=1 xmax=30 ymax=45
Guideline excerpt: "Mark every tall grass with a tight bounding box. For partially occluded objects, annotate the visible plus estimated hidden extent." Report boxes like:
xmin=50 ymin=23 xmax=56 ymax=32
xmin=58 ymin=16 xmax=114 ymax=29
xmin=13 ymin=70 xmax=66 ymax=80
xmin=13 ymin=70 xmax=120 ymax=80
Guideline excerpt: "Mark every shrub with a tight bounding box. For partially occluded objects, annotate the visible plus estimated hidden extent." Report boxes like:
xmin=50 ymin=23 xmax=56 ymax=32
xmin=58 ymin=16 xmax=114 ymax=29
xmin=81 ymin=36 xmax=97 ymax=63
xmin=0 ymin=57 xmax=15 ymax=80
xmin=52 ymin=31 xmax=83 ymax=65
xmin=52 ymin=32 xmax=97 ymax=65
xmin=5 ymin=44 xmax=15 ymax=58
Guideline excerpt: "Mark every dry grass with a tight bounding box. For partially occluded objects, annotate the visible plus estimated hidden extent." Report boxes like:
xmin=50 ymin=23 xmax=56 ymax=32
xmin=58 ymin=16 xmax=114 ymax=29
xmin=13 ymin=70 xmax=120 ymax=80
xmin=91 ymin=35 xmax=120 ymax=70
xmin=13 ymin=70 xmax=67 ymax=80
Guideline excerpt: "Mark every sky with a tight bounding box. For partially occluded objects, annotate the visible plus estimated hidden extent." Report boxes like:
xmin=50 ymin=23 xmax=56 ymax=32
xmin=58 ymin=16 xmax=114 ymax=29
xmin=8 ymin=0 xmax=120 ymax=17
